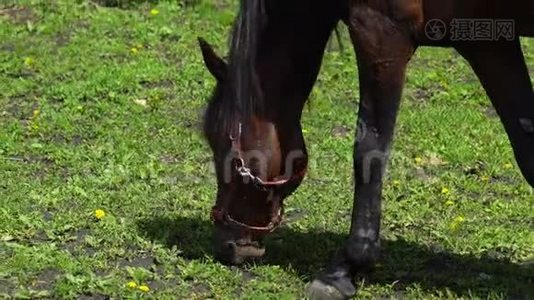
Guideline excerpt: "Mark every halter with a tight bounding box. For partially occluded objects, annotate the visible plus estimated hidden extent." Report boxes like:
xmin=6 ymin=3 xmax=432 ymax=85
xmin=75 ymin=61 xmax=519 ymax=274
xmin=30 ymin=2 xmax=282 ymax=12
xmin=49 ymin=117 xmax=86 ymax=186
xmin=210 ymin=122 xmax=307 ymax=235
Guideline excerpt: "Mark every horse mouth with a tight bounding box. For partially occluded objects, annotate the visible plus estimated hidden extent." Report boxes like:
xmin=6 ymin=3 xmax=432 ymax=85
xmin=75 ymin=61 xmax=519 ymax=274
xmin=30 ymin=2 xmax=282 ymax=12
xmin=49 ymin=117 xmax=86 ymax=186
xmin=233 ymin=240 xmax=266 ymax=258
xmin=214 ymin=238 xmax=267 ymax=265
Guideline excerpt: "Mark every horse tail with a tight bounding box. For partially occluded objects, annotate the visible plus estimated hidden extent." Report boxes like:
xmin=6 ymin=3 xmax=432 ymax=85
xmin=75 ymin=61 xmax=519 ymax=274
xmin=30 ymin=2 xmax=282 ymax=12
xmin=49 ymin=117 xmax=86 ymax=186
xmin=229 ymin=0 xmax=267 ymax=122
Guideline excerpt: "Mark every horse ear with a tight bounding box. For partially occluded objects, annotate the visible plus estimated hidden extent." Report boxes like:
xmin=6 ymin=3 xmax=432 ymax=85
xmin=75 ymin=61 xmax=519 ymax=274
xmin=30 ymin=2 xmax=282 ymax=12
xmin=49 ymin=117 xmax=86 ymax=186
xmin=198 ymin=37 xmax=227 ymax=82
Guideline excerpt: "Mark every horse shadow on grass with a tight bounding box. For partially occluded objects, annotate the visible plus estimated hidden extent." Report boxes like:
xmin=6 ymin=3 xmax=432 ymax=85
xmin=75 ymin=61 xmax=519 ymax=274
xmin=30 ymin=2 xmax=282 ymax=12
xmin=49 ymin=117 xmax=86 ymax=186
xmin=137 ymin=216 xmax=533 ymax=299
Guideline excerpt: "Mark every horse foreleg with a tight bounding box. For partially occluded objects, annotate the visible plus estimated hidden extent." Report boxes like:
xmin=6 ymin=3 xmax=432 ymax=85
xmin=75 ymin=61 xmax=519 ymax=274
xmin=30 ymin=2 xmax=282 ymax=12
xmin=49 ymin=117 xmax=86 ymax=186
xmin=457 ymin=40 xmax=534 ymax=188
xmin=307 ymin=6 xmax=416 ymax=300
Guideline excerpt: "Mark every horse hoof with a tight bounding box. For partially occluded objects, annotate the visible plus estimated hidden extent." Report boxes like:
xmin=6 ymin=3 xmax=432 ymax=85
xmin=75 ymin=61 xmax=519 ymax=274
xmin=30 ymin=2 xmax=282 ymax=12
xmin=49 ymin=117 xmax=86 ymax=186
xmin=305 ymin=279 xmax=353 ymax=300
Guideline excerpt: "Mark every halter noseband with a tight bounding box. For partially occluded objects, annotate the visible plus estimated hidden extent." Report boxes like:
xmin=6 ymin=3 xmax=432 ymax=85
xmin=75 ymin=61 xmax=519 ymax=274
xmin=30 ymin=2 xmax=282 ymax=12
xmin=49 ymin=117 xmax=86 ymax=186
xmin=210 ymin=122 xmax=306 ymax=235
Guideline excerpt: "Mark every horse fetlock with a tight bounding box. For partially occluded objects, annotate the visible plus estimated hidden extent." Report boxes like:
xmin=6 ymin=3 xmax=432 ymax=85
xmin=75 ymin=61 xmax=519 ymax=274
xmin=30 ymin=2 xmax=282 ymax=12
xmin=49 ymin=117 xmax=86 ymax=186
xmin=344 ymin=237 xmax=381 ymax=269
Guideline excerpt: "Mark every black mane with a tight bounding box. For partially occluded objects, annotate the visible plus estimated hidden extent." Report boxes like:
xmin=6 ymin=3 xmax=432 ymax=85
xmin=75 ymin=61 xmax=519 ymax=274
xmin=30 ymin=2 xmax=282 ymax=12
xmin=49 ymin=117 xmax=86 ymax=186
xmin=211 ymin=0 xmax=267 ymax=135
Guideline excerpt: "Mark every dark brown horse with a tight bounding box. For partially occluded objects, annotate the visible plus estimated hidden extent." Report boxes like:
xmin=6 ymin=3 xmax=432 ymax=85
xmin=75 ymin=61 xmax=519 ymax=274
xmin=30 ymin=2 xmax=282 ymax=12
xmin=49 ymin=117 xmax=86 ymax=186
xmin=199 ymin=0 xmax=534 ymax=299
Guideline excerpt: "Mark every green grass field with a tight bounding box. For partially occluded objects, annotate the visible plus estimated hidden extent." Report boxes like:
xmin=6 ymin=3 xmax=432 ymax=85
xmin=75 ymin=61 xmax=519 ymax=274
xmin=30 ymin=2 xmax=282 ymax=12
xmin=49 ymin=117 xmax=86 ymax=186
xmin=1 ymin=1 xmax=533 ymax=299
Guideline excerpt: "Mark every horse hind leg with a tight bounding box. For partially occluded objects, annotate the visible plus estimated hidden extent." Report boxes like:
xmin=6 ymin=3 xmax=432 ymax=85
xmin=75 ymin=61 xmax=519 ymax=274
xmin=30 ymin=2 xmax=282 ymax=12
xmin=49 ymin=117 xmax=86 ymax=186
xmin=457 ymin=40 xmax=534 ymax=188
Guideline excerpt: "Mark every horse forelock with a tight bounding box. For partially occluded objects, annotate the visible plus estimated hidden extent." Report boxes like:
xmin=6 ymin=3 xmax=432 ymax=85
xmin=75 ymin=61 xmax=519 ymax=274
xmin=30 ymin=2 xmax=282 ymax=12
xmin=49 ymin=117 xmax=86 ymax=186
xmin=216 ymin=0 xmax=267 ymax=135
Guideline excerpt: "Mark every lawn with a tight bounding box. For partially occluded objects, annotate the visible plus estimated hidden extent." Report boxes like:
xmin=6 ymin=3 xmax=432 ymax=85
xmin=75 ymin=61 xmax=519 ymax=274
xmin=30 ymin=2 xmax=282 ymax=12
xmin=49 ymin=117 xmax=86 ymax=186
xmin=0 ymin=0 xmax=533 ymax=299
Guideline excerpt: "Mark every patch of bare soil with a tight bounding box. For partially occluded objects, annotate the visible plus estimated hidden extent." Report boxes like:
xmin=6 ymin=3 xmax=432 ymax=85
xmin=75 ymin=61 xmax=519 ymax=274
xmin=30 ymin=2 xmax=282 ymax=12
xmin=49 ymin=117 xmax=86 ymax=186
xmin=32 ymin=268 xmax=61 ymax=291
xmin=331 ymin=125 xmax=351 ymax=138
xmin=0 ymin=6 xmax=38 ymax=24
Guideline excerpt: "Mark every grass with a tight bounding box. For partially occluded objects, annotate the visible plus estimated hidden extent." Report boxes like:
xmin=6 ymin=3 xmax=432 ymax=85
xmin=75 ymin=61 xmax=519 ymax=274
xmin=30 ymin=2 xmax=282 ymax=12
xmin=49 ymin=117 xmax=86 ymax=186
xmin=0 ymin=0 xmax=533 ymax=299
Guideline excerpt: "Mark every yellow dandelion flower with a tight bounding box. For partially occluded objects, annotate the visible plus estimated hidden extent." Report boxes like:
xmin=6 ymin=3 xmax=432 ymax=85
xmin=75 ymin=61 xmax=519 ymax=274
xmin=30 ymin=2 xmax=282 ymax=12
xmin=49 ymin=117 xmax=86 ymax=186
xmin=138 ymin=285 xmax=150 ymax=292
xmin=414 ymin=157 xmax=423 ymax=165
xmin=130 ymin=47 xmax=139 ymax=55
xmin=150 ymin=8 xmax=159 ymax=16
xmin=504 ymin=163 xmax=513 ymax=169
xmin=24 ymin=57 xmax=34 ymax=66
xmin=441 ymin=187 xmax=450 ymax=195
xmin=94 ymin=209 xmax=106 ymax=220
xmin=449 ymin=215 xmax=465 ymax=231
xmin=445 ymin=200 xmax=455 ymax=206
xmin=481 ymin=176 xmax=490 ymax=182
xmin=127 ymin=281 xmax=137 ymax=289
xmin=32 ymin=109 xmax=40 ymax=118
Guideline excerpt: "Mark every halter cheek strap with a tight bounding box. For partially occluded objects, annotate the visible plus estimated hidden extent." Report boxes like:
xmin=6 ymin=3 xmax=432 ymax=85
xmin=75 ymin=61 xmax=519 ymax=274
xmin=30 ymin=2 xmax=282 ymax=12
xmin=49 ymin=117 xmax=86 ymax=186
xmin=230 ymin=123 xmax=294 ymax=189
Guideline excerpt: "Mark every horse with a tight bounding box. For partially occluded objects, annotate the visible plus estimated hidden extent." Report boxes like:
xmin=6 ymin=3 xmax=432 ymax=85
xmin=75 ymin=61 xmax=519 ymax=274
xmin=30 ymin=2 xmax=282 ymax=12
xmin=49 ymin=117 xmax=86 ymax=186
xmin=198 ymin=0 xmax=534 ymax=299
